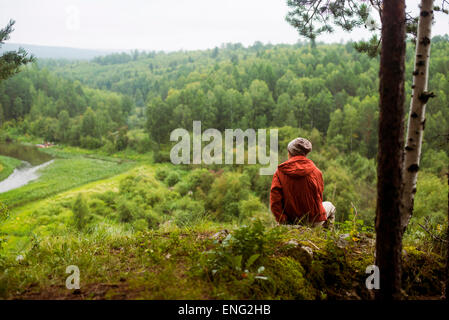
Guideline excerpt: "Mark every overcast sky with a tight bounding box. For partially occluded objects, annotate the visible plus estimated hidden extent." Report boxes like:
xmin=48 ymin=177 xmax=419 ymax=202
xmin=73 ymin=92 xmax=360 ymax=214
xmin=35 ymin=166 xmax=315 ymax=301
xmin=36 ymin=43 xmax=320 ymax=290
xmin=1 ymin=0 xmax=448 ymax=51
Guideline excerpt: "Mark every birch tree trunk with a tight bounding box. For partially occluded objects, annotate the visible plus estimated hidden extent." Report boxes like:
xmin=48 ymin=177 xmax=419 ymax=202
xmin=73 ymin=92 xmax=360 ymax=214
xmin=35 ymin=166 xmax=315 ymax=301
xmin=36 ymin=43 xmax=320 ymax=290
xmin=401 ymin=0 xmax=435 ymax=232
xmin=375 ymin=0 xmax=407 ymax=300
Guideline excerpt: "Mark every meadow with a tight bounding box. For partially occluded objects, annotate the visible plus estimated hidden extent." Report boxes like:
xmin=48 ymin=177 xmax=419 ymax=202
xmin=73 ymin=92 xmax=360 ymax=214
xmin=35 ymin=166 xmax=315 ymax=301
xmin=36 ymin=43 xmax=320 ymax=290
xmin=0 ymin=155 xmax=21 ymax=182
xmin=0 ymin=148 xmax=135 ymax=209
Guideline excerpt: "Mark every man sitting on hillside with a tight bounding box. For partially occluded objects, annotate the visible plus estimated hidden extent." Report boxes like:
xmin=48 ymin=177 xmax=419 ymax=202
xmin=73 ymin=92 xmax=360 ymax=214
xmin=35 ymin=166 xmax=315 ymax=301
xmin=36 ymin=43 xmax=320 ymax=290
xmin=270 ymin=137 xmax=336 ymax=227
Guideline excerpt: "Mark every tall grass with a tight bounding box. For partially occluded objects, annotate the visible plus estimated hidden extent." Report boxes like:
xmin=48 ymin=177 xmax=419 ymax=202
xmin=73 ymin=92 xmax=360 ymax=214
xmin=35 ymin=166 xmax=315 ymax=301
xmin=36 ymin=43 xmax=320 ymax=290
xmin=0 ymin=155 xmax=22 ymax=182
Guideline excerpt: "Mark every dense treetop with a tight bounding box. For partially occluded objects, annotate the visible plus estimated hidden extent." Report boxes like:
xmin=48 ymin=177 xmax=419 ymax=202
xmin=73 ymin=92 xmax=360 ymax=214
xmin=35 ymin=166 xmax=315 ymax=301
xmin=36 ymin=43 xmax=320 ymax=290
xmin=4 ymin=36 xmax=443 ymax=159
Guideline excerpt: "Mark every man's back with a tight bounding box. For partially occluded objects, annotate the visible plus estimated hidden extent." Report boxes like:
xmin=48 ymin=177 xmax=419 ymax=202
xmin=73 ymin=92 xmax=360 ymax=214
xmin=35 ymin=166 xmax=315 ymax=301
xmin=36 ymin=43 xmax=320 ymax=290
xmin=270 ymin=155 xmax=326 ymax=224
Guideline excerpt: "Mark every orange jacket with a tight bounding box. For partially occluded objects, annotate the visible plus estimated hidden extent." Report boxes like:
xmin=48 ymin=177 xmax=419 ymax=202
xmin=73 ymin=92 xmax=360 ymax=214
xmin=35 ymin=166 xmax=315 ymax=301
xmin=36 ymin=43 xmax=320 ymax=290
xmin=270 ymin=155 xmax=326 ymax=224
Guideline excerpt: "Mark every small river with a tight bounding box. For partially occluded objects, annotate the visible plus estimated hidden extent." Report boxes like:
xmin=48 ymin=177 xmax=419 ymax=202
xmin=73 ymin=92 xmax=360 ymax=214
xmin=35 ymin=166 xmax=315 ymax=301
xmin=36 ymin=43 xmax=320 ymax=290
xmin=0 ymin=142 xmax=54 ymax=193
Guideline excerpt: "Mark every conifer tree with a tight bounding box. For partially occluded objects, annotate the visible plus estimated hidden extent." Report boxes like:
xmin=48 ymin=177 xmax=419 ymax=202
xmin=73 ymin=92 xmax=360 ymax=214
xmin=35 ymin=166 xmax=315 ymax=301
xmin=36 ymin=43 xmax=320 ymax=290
xmin=0 ymin=20 xmax=34 ymax=81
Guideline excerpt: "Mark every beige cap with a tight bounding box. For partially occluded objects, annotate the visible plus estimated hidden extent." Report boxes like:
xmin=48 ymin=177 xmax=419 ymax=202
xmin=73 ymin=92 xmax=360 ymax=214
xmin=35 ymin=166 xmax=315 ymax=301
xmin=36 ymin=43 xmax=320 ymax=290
xmin=287 ymin=137 xmax=312 ymax=156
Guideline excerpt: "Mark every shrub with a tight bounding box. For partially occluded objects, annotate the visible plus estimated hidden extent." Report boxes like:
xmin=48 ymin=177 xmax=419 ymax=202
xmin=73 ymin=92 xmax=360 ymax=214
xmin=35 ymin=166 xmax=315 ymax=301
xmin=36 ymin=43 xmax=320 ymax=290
xmin=421 ymin=149 xmax=449 ymax=177
xmin=115 ymin=129 xmax=128 ymax=151
xmin=153 ymin=150 xmax=171 ymax=163
xmin=263 ymin=256 xmax=316 ymax=299
xmin=144 ymin=210 xmax=161 ymax=229
xmin=32 ymin=204 xmax=62 ymax=218
xmin=135 ymin=136 xmax=152 ymax=154
xmin=201 ymin=220 xmax=283 ymax=281
xmin=206 ymin=172 xmax=250 ymax=221
xmin=155 ymin=167 xmax=169 ymax=181
xmin=72 ymin=194 xmax=89 ymax=231
xmin=185 ymin=169 xmax=215 ymax=200
xmin=243 ymin=166 xmax=272 ymax=204
xmin=0 ymin=201 xmax=10 ymax=223
xmin=102 ymin=140 xmax=116 ymax=154
xmin=230 ymin=220 xmax=282 ymax=261
xmin=132 ymin=218 xmax=148 ymax=232
xmin=80 ymin=136 xmax=103 ymax=149
xmin=127 ymin=129 xmax=153 ymax=154
xmin=172 ymin=197 xmax=206 ymax=227
xmin=117 ymin=198 xmax=137 ymax=223
xmin=88 ymin=198 xmax=111 ymax=216
xmin=174 ymin=181 xmax=190 ymax=196
xmin=118 ymin=174 xmax=167 ymax=208
xmin=146 ymin=188 xmax=171 ymax=207
xmin=322 ymin=161 xmax=360 ymax=222
xmin=164 ymin=171 xmax=181 ymax=187
xmin=95 ymin=191 xmax=117 ymax=208
xmin=238 ymin=195 xmax=265 ymax=221
xmin=413 ymin=172 xmax=447 ymax=225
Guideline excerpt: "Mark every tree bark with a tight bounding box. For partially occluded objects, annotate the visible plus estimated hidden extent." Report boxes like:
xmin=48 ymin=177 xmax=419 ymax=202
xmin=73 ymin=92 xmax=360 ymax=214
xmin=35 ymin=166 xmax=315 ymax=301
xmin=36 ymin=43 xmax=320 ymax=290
xmin=401 ymin=0 xmax=435 ymax=232
xmin=446 ymin=159 xmax=449 ymax=301
xmin=375 ymin=0 xmax=407 ymax=300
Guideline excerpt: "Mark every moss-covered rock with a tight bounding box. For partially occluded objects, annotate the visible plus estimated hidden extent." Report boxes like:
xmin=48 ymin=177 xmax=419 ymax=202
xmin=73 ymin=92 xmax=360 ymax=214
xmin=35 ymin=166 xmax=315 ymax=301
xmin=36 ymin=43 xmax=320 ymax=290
xmin=264 ymin=256 xmax=317 ymax=299
xmin=402 ymin=246 xmax=445 ymax=298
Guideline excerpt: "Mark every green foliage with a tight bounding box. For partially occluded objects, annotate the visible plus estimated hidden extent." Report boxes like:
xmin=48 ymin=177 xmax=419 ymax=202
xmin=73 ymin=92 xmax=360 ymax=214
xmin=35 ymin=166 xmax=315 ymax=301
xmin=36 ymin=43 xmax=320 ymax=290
xmin=0 ymin=155 xmax=445 ymax=300
xmin=164 ymin=171 xmax=181 ymax=187
xmin=144 ymin=210 xmax=161 ymax=229
xmin=243 ymin=165 xmax=271 ymax=204
xmin=117 ymin=198 xmax=136 ymax=223
xmin=80 ymin=136 xmax=103 ymax=149
xmin=413 ymin=172 xmax=448 ymax=225
xmin=172 ymin=168 xmax=216 ymax=199
xmin=172 ymin=197 xmax=206 ymax=227
xmin=322 ymin=160 xmax=360 ymax=221
xmin=0 ymin=20 xmax=34 ymax=81
xmin=286 ymin=1 xmax=370 ymax=42
xmin=353 ymin=35 xmax=381 ymax=58
xmin=72 ymin=194 xmax=89 ymax=231
xmin=206 ymin=172 xmax=251 ymax=221
xmin=230 ymin=220 xmax=283 ymax=261
xmin=0 ymin=201 xmax=9 ymax=249
xmin=201 ymin=220 xmax=282 ymax=281
xmin=127 ymin=129 xmax=152 ymax=154
xmin=118 ymin=174 xmax=170 ymax=209
xmin=0 ymin=155 xmax=21 ymax=181
xmin=263 ymin=256 xmax=316 ymax=299
xmin=0 ymin=67 xmax=134 ymax=150
xmin=401 ymin=246 xmax=446 ymax=297
xmin=238 ymin=195 xmax=265 ymax=222
xmin=421 ymin=149 xmax=448 ymax=177
xmin=155 ymin=167 xmax=169 ymax=181
xmin=87 ymin=198 xmax=111 ymax=217
xmin=0 ymin=201 xmax=9 ymax=223
xmin=338 ymin=212 xmax=370 ymax=237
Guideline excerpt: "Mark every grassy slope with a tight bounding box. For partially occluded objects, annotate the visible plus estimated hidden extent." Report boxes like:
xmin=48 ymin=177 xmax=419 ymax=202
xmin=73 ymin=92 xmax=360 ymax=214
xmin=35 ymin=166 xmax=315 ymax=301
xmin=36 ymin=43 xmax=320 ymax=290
xmin=0 ymin=155 xmax=22 ymax=182
xmin=0 ymin=154 xmax=135 ymax=209
xmin=1 ymin=221 xmax=444 ymax=300
xmin=0 ymin=165 xmax=145 ymax=253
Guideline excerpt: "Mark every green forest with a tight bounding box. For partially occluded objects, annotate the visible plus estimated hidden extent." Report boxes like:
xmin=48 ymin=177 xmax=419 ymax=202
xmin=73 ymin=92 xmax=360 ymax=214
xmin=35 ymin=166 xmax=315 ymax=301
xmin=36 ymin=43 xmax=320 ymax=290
xmin=1 ymin=27 xmax=448 ymax=299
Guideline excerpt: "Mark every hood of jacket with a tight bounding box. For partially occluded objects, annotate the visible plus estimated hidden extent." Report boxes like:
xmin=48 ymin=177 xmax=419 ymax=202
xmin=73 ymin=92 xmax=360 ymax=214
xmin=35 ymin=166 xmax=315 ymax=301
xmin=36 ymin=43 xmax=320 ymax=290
xmin=277 ymin=155 xmax=316 ymax=177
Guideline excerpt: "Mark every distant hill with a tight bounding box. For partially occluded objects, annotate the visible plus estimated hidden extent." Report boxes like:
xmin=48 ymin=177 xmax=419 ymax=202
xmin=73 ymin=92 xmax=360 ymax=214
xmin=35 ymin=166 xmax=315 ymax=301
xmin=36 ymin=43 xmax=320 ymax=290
xmin=0 ymin=43 xmax=121 ymax=60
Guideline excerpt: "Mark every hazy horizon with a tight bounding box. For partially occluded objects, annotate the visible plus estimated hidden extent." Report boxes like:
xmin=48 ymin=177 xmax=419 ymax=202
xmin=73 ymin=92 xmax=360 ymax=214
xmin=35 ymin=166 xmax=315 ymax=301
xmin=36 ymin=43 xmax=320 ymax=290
xmin=1 ymin=0 xmax=448 ymax=52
